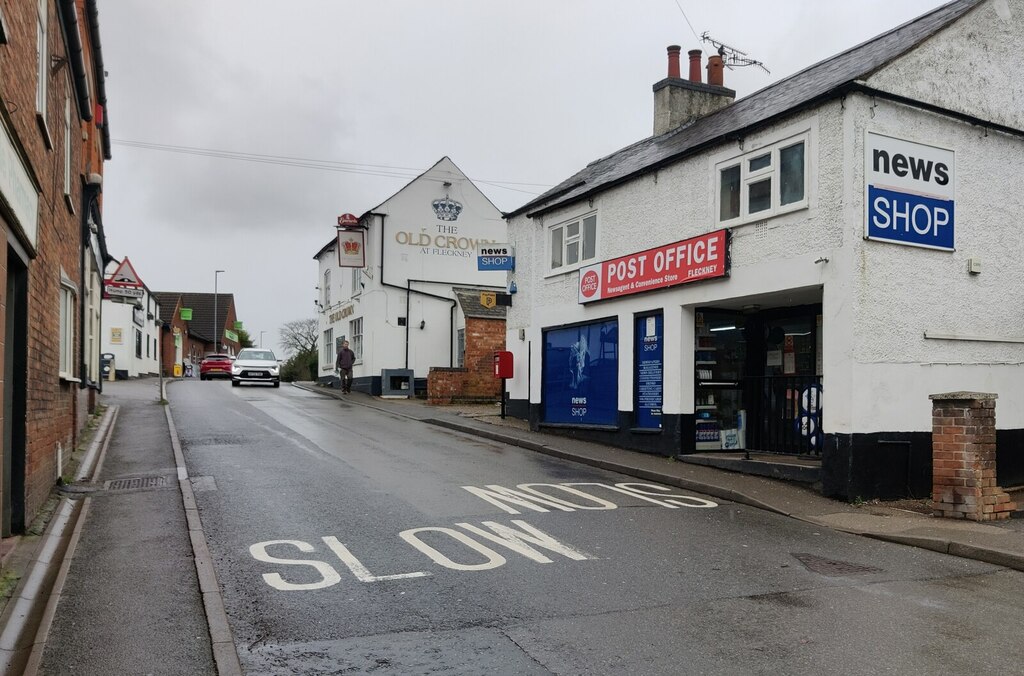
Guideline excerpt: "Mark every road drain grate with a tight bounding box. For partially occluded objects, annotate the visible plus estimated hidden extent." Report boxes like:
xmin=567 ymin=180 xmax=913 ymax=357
xmin=792 ymin=553 xmax=882 ymax=576
xmin=105 ymin=476 xmax=167 ymax=491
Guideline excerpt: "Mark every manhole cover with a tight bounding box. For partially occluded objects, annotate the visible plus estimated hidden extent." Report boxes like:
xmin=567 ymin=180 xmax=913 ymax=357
xmin=792 ymin=553 xmax=882 ymax=576
xmin=105 ymin=476 xmax=167 ymax=491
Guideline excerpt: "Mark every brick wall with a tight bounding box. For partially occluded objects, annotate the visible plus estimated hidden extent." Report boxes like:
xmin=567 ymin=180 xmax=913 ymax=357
xmin=931 ymin=392 xmax=1017 ymax=521
xmin=427 ymin=318 xmax=506 ymax=403
xmin=1 ymin=0 xmax=87 ymax=524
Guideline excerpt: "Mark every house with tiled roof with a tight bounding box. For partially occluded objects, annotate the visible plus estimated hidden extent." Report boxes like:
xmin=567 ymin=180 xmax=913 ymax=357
xmin=152 ymin=291 xmax=241 ymax=376
xmin=503 ymin=0 xmax=1024 ymax=503
xmin=101 ymin=258 xmax=162 ymax=378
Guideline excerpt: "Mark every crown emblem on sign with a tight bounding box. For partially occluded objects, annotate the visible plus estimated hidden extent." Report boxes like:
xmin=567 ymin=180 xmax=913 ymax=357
xmin=432 ymin=196 xmax=463 ymax=222
xmin=343 ymin=239 xmax=361 ymax=254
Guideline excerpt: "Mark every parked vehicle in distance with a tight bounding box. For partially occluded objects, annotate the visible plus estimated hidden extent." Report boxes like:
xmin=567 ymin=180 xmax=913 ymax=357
xmin=200 ymin=353 xmax=233 ymax=380
xmin=231 ymin=348 xmax=281 ymax=388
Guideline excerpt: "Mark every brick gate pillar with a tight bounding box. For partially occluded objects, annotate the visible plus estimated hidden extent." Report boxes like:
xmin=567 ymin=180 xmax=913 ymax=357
xmin=929 ymin=392 xmax=1016 ymax=521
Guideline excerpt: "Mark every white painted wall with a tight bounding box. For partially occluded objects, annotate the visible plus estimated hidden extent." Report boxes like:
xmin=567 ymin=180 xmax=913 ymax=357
xmin=100 ymin=291 xmax=161 ymax=377
xmin=316 ymin=158 xmax=507 ymax=380
xmin=507 ymin=3 xmax=1024 ymax=436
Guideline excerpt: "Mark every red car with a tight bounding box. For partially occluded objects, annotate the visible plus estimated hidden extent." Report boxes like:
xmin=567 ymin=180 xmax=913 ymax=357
xmin=199 ymin=354 xmax=233 ymax=380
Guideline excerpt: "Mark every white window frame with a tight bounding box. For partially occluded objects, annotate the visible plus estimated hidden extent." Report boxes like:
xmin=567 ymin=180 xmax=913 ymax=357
xmin=323 ymin=269 xmax=331 ymax=307
xmin=323 ymin=328 xmax=333 ymax=367
xmin=715 ymin=131 xmax=810 ymax=227
xmin=36 ymin=0 xmax=48 ymax=116
xmin=547 ymin=212 xmax=598 ymax=276
xmin=351 ymin=268 xmax=361 ymax=297
xmin=59 ymin=276 xmax=76 ymax=380
xmin=350 ymin=317 xmax=363 ymax=361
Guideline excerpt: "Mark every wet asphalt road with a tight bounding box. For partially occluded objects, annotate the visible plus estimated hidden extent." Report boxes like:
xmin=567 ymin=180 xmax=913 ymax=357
xmin=172 ymin=381 xmax=1024 ymax=675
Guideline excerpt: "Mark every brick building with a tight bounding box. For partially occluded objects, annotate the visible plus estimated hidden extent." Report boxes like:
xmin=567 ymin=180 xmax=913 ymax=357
xmin=0 ymin=0 xmax=111 ymax=535
xmin=153 ymin=291 xmax=241 ymax=376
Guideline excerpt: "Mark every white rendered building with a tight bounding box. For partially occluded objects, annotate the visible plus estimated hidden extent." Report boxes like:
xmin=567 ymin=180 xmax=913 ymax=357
xmin=314 ymin=157 xmax=507 ymax=394
xmin=100 ymin=258 xmax=162 ymax=378
xmin=503 ymin=0 xmax=1024 ymax=500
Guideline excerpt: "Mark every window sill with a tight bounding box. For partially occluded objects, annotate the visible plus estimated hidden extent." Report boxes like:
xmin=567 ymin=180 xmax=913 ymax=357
xmin=718 ymin=202 xmax=808 ymax=229
xmin=60 ymin=375 xmax=81 ymax=384
xmin=543 ymin=262 xmax=596 ymax=280
xmin=36 ymin=113 xmax=53 ymax=150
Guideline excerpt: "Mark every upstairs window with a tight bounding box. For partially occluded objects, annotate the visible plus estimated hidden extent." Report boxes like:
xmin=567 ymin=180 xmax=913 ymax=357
xmin=717 ymin=134 xmax=808 ymax=225
xmin=36 ymin=0 xmax=48 ymax=117
xmin=549 ymin=214 xmax=597 ymax=273
xmin=323 ymin=269 xmax=331 ymax=307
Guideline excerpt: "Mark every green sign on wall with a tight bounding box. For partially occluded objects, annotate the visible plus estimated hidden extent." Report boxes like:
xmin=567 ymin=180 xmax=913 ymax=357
xmin=234 ymin=321 xmax=243 ymax=330
xmin=180 ymin=308 xmax=193 ymax=321
xmin=224 ymin=329 xmax=239 ymax=343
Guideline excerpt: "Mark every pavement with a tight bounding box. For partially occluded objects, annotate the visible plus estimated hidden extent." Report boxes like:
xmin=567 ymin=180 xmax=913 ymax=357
xmin=0 ymin=379 xmax=1018 ymax=675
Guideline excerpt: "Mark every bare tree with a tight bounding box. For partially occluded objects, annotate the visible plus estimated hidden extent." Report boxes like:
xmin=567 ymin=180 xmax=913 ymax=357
xmin=279 ymin=318 xmax=318 ymax=357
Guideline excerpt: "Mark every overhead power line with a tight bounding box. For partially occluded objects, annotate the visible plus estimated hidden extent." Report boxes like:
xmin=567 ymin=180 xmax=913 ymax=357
xmin=111 ymin=139 xmax=550 ymax=196
xmin=672 ymin=0 xmax=701 ymax=40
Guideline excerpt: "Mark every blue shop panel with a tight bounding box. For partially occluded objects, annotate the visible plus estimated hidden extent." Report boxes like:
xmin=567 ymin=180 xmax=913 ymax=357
xmin=543 ymin=319 xmax=618 ymax=425
xmin=635 ymin=314 xmax=663 ymax=429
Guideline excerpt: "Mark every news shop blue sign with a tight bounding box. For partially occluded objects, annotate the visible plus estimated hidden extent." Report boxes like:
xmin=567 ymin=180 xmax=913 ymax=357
xmin=477 ymin=244 xmax=515 ymax=271
xmin=865 ymin=132 xmax=955 ymax=251
xmin=543 ymin=319 xmax=618 ymax=425
xmin=635 ymin=314 xmax=663 ymax=429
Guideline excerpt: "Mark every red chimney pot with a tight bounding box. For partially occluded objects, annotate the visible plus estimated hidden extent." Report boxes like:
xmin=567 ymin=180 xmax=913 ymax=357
xmin=707 ymin=54 xmax=725 ymax=87
xmin=688 ymin=49 xmax=703 ymax=83
xmin=666 ymin=45 xmax=681 ymax=79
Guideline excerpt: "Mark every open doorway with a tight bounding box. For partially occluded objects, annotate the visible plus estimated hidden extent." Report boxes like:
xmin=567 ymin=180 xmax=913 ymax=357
xmin=3 ymin=244 xmax=28 ymax=535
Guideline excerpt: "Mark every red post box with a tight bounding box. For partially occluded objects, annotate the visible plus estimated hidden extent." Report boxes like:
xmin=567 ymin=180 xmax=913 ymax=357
xmin=493 ymin=351 xmax=513 ymax=379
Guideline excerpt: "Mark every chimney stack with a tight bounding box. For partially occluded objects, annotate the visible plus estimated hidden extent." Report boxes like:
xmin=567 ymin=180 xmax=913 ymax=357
xmin=667 ymin=45 xmax=681 ymax=79
xmin=688 ymin=49 xmax=703 ymax=83
xmin=653 ymin=46 xmax=736 ymax=136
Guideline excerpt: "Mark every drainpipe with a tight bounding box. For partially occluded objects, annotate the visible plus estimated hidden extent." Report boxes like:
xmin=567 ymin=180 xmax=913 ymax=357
xmin=79 ymin=177 xmax=102 ymax=389
xmin=375 ymin=212 xmax=503 ymax=372
xmin=85 ymin=0 xmax=111 ymax=159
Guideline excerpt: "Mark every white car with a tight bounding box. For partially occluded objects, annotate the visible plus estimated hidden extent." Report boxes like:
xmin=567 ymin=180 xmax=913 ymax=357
xmin=231 ymin=348 xmax=281 ymax=388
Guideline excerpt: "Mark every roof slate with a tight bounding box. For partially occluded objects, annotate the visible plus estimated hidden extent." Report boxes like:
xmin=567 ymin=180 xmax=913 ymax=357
xmin=453 ymin=287 xmax=508 ymax=320
xmin=508 ymin=0 xmax=983 ymax=218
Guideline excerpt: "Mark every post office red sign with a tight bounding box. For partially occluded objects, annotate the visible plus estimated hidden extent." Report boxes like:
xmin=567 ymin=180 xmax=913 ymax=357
xmin=578 ymin=229 xmax=729 ymax=303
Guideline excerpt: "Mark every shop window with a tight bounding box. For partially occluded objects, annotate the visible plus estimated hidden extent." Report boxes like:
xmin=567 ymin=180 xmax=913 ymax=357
xmin=716 ymin=133 xmax=808 ymax=226
xmin=549 ymin=214 xmax=597 ymax=274
xmin=542 ymin=318 xmax=618 ymax=425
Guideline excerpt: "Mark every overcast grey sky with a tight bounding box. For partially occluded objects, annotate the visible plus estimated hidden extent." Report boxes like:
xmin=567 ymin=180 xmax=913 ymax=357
xmin=98 ymin=0 xmax=950 ymax=356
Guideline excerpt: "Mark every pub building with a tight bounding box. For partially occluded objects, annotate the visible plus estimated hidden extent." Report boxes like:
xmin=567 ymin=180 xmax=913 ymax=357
xmin=502 ymin=0 xmax=1024 ymax=500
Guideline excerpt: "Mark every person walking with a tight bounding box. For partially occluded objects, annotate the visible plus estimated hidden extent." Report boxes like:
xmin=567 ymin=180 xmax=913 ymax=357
xmin=335 ymin=340 xmax=356 ymax=394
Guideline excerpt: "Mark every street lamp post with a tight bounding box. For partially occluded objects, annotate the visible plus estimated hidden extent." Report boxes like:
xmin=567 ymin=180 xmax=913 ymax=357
xmin=259 ymin=330 xmax=266 ymax=348
xmin=214 ymin=270 xmax=225 ymax=352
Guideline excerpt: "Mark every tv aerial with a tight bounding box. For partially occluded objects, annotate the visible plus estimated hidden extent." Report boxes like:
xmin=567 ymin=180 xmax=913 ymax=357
xmin=700 ymin=32 xmax=770 ymax=74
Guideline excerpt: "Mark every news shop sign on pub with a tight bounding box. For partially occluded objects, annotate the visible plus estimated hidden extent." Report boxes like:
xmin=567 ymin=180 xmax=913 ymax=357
xmin=578 ymin=230 xmax=729 ymax=303
xmin=865 ymin=132 xmax=955 ymax=251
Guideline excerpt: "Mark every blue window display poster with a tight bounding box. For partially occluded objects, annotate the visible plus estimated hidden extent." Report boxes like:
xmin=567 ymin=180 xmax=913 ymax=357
xmin=543 ymin=319 xmax=618 ymax=425
xmin=635 ymin=314 xmax=663 ymax=429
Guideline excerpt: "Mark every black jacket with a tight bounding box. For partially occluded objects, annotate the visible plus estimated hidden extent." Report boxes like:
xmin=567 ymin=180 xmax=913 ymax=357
xmin=336 ymin=347 xmax=356 ymax=369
